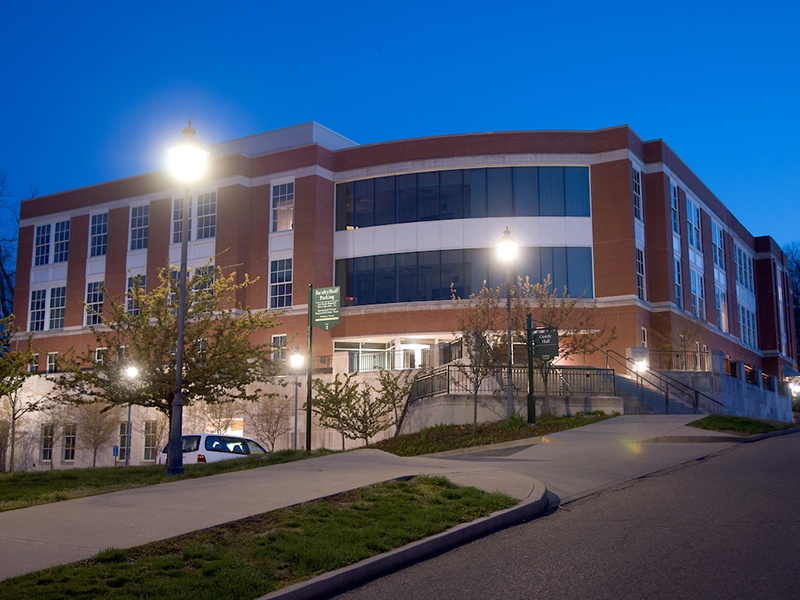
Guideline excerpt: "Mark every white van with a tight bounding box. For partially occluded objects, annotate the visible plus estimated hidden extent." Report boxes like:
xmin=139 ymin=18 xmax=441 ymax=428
xmin=158 ymin=434 xmax=268 ymax=464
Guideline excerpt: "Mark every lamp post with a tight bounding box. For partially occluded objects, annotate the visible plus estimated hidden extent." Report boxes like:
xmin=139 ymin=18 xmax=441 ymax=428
xmin=166 ymin=121 xmax=208 ymax=475
xmin=498 ymin=227 xmax=517 ymax=416
xmin=123 ymin=365 xmax=138 ymax=467
xmin=289 ymin=347 xmax=305 ymax=450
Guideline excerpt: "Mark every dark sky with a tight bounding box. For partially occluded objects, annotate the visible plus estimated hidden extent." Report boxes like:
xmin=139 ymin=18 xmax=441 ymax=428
xmin=2 ymin=0 xmax=798 ymax=245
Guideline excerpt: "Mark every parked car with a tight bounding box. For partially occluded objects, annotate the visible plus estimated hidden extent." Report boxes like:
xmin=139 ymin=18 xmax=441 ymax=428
xmin=158 ymin=434 xmax=268 ymax=464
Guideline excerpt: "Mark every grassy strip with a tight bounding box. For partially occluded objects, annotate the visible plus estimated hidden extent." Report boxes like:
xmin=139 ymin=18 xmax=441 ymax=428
xmin=0 ymin=476 xmax=517 ymax=600
xmin=687 ymin=414 xmax=798 ymax=437
xmin=369 ymin=411 xmax=618 ymax=456
xmin=0 ymin=449 xmax=336 ymax=512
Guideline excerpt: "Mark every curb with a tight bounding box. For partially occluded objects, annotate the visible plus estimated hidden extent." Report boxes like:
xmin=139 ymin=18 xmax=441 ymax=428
xmin=258 ymin=478 xmax=550 ymax=600
xmin=420 ymin=437 xmax=542 ymax=457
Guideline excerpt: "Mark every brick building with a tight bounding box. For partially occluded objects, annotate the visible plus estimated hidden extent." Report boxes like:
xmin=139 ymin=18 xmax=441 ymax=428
xmin=14 ymin=122 xmax=796 ymax=388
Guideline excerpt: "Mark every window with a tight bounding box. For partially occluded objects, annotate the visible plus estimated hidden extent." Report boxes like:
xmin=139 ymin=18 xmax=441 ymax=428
xmin=172 ymin=197 xmax=192 ymax=244
xmin=143 ymin=421 xmax=158 ymax=461
xmin=63 ymin=424 xmax=76 ymax=461
xmin=270 ymin=259 xmax=293 ymax=308
xmin=95 ymin=347 xmax=108 ymax=364
xmin=126 ymin=275 xmax=146 ymax=316
xmin=130 ymin=205 xmax=149 ymax=250
xmin=28 ymin=354 xmax=39 ymax=373
xmin=641 ymin=328 xmax=648 ymax=348
xmin=30 ymin=289 xmax=47 ymax=331
xmin=86 ymin=281 xmax=104 ymax=326
xmin=715 ymin=288 xmax=729 ymax=333
xmin=90 ymin=213 xmax=108 ymax=257
xmin=49 ymin=286 xmax=66 ymax=329
xmin=738 ymin=304 xmax=757 ymax=349
xmin=272 ymin=334 xmax=287 ymax=361
xmin=687 ymin=199 xmax=702 ymax=252
xmin=272 ymin=182 xmax=294 ymax=232
xmin=53 ymin=221 xmax=70 ymax=263
xmin=119 ymin=423 xmax=131 ymax=461
xmin=193 ymin=266 xmax=214 ymax=299
xmin=41 ymin=424 xmax=54 ymax=461
xmin=711 ymin=222 xmax=725 ymax=270
xmin=670 ymin=184 xmax=680 ymax=234
xmin=34 ymin=224 xmax=51 ymax=266
xmin=690 ymin=271 xmax=705 ymax=320
xmin=777 ymin=267 xmax=788 ymax=355
xmin=632 ymin=167 xmax=642 ymax=221
xmin=734 ymin=244 xmax=754 ymax=292
xmin=46 ymin=353 xmax=58 ymax=374
xmin=635 ymin=248 xmax=646 ymax=301
xmin=196 ymin=192 xmax=216 ymax=239
xmin=674 ymin=260 xmax=683 ymax=309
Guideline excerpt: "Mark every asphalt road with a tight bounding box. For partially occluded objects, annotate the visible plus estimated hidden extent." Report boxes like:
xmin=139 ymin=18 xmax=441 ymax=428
xmin=332 ymin=433 xmax=800 ymax=600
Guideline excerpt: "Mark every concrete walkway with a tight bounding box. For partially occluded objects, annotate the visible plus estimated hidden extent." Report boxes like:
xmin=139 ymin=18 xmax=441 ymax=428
xmin=0 ymin=415 xmax=779 ymax=591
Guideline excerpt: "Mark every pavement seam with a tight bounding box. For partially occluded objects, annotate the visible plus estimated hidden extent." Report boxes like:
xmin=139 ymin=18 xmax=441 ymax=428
xmin=257 ymin=478 xmax=550 ymax=600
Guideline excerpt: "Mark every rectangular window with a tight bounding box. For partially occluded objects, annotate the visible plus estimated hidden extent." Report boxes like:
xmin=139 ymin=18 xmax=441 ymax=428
xmin=28 ymin=354 xmax=39 ymax=373
xmin=48 ymin=286 xmax=66 ymax=329
xmin=687 ymin=199 xmax=702 ymax=252
xmin=269 ymin=258 xmax=293 ymax=308
xmin=34 ymin=224 xmax=51 ymax=266
xmin=711 ymin=222 xmax=725 ymax=270
xmin=143 ymin=421 xmax=158 ymax=461
xmin=715 ymin=288 xmax=729 ymax=333
xmin=738 ymin=304 xmax=757 ymax=349
xmin=90 ymin=213 xmax=108 ymax=257
xmin=641 ymin=328 xmax=648 ymax=348
xmin=95 ymin=347 xmax=108 ymax=364
xmin=635 ymin=248 xmax=646 ymax=301
xmin=690 ymin=271 xmax=705 ymax=321
xmin=632 ymin=167 xmax=642 ymax=221
xmin=172 ymin=197 xmax=192 ymax=244
xmin=86 ymin=281 xmax=104 ymax=326
xmin=734 ymin=244 xmax=754 ymax=292
xmin=41 ymin=424 xmax=54 ymax=461
xmin=53 ymin=221 xmax=70 ymax=263
xmin=196 ymin=192 xmax=217 ymax=239
xmin=130 ymin=205 xmax=149 ymax=250
xmin=272 ymin=182 xmax=295 ymax=232
xmin=119 ymin=422 xmax=131 ymax=461
xmin=670 ymin=184 xmax=680 ymax=234
xmin=271 ymin=334 xmax=287 ymax=361
xmin=674 ymin=260 xmax=683 ymax=309
xmin=126 ymin=275 xmax=145 ymax=316
xmin=30 ymin=289 xmax=46 ymax=331
xmin=63 ymin=423 xmax=76 ymax=461
xmin=46 ymin=352 xmax=57 ymax=374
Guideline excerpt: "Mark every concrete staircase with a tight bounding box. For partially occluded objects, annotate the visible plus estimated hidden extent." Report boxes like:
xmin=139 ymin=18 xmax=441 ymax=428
xmin=614 ymin=374 xmax=696 ymax=415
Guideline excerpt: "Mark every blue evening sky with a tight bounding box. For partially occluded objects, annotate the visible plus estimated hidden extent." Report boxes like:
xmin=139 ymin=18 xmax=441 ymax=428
xmin=2 ymin=0 xmax=798 ymax=245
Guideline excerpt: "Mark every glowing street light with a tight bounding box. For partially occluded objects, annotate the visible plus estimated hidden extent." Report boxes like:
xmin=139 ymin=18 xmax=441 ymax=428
xmin=289 ymin=347 xmax=305 ymax=450
xmin=166 ymin=121 xmax=209 ymax=476
xmin=123 ymin=365 xmax=139 ymax=467
xmin=498 ymin=227 xmax=518 ymax=417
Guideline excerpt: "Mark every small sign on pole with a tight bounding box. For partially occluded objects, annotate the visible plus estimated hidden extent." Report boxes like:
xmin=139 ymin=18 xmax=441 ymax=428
xmin=533 ymin=328 xmax=559 ymax=362
xmin=312 ymin=286 xmax=340 ymax=331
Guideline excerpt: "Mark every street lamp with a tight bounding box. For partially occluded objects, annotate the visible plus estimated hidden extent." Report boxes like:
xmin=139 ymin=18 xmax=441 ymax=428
xmin=123 ymin=366 xmax=139 ymax=467
xmin=166 ymin=121 xmax=209 ymax=475
xmin=498 ymin=227 xmax=517 ymax=416
xmin=289 ymin=347 xmax=305 ymax=450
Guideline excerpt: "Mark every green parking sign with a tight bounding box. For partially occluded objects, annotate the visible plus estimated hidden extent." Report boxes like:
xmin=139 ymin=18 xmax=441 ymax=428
xmin=312 ymin=286 xmax=340 ymax=331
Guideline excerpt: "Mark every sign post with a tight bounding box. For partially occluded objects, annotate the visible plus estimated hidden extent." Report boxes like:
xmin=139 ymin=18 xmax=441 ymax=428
xmin=306 ymin=286 xmax=341 ymax=451
xmin=532 ymin=326 xmax=559 ymax=417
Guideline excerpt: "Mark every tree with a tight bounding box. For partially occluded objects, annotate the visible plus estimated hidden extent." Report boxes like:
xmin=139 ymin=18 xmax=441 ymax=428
xmin=56 ymin=266 xmax=283 ymax=419
xmin=0 ymin=171 xmax=38 ymax=319
xmin=374 ymin=368 xmax=418 ymax=436
xmin=452 ymin=284 xmax=505 ymax=427
xmin=0 ymin=317 xmax=52 ymax=471
xmin=245 ymin=394 xmax=292 ymax=452
xmin=342 ymin=385 xmax=393 ymax=446
xmin=75 ymin=403 xmax=120 ymax=467
xmin=309 ymin=374 xmax=361 ymax=450
xmin=784 ymin=242 xmax=800 ymax=357
xmin=510 ymin=275 xmax=616 ymax=413
xmin=198 ymin=399 xmax=239 ymax=434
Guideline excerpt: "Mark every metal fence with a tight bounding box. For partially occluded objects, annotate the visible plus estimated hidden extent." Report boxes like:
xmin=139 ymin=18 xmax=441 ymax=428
xmin=648 ymin=350 xmax=710 ymax=372
xmin=346 ymin=349 xmax=431 ymax=373
xmin=413 ymin=365 xmax=616 ymax=401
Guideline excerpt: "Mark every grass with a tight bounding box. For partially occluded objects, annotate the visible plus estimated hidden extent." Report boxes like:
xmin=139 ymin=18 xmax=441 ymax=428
xmin=0 ymin=449 xmax=336 ymax=512
xmin=0 ymin=476 xmax=517 ymax=600
xmin=369 ymin=411 xmax=618 ymax=456
xmin=687 ymin=414 xmax=798 ymax=437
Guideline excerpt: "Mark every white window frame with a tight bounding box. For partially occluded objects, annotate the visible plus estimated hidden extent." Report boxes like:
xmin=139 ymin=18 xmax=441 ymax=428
xmin=635 ymin=248 xmax=646 ymax=301
xmin=631 ymin=167 xmax=642 ymax=222
xmin=711 ymin=222 xmax=725 ymax=270
xmin=63 ymin=423 xmax=76 ymax=462
xmin=670 ymin=183 xmax=680 ymax=235
xmin=271 ymin=181 xmax=295 ymax=233
xmin=269 ymin=258 xmax=293 ymax=309
xmin=126 ymin=274 xmax=146 ymax=316
xmin=41 ymin=424 xmax=55 ymax=462
xmin=46 ymin=352 xmax=58 ymax=374
xmin=119 ymin=422 xmax=131 ymax=461
xmin=90 ymin=213 xmax=109 ymax=257
xmin=196 ymin=192 xmax=217 ymax=240
xmin=29 ymin=289 xmax=47 ymax=331
xmin=687 ymin=198 xmax=702 ymax=252
xmin=690 ymin=270 xmax=705 ymax=321
xmin=28 ymin=354 xmax=39 ymax=374
xmin=172 ymin=196 xmax=192 ymax=244
xmin=674 ymin=259 xmax=683 ymax=310
xmin=85 ymin=281 xmax=104 ymax=326
xmin=738 ymin=303 xmax=758 ymax=349
xmin=143 ymin=421 xmax=158 ymax=461
xmin=272 ymin=334 xmax=288 ymax=361
xmin=33 ymin=219 xmax=71 ymax=266
xmin=715 ymin=287 xmax=728 ymax=333
xmin=734 ymin=243 xmax=754 ymax=293
xmin=130 ymin=204 xmax=149 ymax=251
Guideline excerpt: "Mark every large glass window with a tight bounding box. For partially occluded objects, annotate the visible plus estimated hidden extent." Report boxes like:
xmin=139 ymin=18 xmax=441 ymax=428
xmin=53 ymin=221 xmax=70 ymax=263
xmin=670 ymin=184 xmax=680 ymax=234
xmin=715 ymin=287 xmax=728 ymax=333
xmin=173 ymin=197 xmax=192 ymax=244
xmin=635 ymin=248 xmax=646 ymax=301
xmin=34 ymin=224 xmax=51 ymax=266
xmin=49 ymin=286 xmax=66 ymax=329
xmin=63 ymin=424 xmax=76 ymax=461
xmin=41 ymin=424 xmax=54 ymax=461
xmin=674 ymin=259 xmax=683 ymax=309
xmin=687 ymin=199 xmax=702 ymax=252
xmin=143 ymin=421 xmax=158 ymax=461
xmin=130 ymin=205 xmax=149 ymax=250
xmin=632 ymin=167 xmax=642 ymax=222
xmin=86 ymin=281 xmax=104 ymax=326
xmin=127 ymin=275 xmax=145 ymax=316
xmin=738 ymin=304 xmax=757 ymax=349
xmin=90 ymin=213 xmax=108 ymax=257
xmin=690 ymin=270 xmax=705 ymax=320
xmin=269 ymin=259 xmax=292 ymax=308
xmin=272 ymin=182 xmax=294 ymax=232
xmin=119 ymin=423 xmax=131 ymax=461
xmin=196 ymin=192 xmax=216 ymax=239
xmin=336 ymin=166 xmax=590 ymax=230
xmin=734 ymin=243 xmax=754 ymax=292
xmin=29 ymin=289 xmax=46 ymax=331
xmin=336 ymin=246 xmax=593 ymax=307
xmin=711 ymin=222 xmax=725 ymax=270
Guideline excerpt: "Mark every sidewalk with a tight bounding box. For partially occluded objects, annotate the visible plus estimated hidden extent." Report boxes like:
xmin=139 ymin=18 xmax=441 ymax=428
xmin=0 ymin=415 xmax=762 ymax=588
